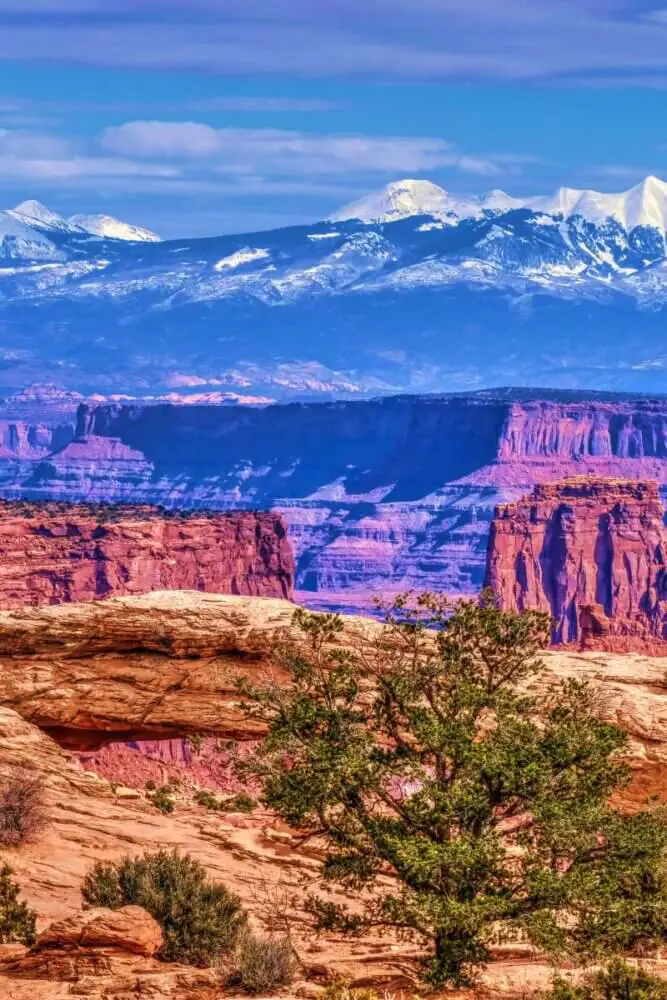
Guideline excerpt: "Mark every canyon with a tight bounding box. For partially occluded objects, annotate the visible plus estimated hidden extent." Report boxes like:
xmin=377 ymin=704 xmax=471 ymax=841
xmin=1 ymin=389 xmax=667 ymax=610
xmin=486 ymin=477 xmax=667 ymax=651
xmin=1 ymin=591 xmax=667 ymax=998
xmin=0 ymin=500 xmax=293 ymax=609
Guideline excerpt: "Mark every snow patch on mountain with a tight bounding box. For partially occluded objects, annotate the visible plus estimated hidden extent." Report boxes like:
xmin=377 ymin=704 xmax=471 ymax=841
xmin=69 ymin=213 xmax=160 ymax=242
xmin=214 ymin=247 xmax=271 ymax=271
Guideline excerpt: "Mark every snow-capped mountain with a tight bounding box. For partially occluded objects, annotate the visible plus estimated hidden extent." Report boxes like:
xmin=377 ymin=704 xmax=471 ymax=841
xmin=1 ymin=199 xmax=159 ymax=248
xmin=68 ymin=213 xmax=160 ymax=242
xmin=4 ymin=179 xmax=667 ymax=398
xmin=332 ymin=175 xmax=667 ymax=232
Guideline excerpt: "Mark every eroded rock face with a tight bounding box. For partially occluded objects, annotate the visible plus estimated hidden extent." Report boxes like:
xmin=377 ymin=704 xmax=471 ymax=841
xmin=485 ymin=477 xmax=667 ymax=648
xmin=0 ymin=500 xmax=293 ymax=609
xmin=0 ymin=591 xmax=377 ymax=747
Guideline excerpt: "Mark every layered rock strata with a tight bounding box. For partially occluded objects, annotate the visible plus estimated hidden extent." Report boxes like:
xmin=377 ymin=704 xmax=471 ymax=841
xmin=0 ymin=500 xmax=293 ymax=608
xmin=486 ymin=477 xmax=667 ymax=649
xmin=2 ymin=390 xmax=667 ymax=608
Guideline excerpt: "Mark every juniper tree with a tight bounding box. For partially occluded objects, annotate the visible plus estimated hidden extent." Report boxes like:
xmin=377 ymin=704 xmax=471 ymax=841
xmin=238 ymin=593 xmax=667 ymax=988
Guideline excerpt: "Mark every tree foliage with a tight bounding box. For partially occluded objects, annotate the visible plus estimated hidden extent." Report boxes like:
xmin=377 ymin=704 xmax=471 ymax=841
xmin=0 ymin=863 xmax=37 ymax=945
xmin=238 ymin=593 xmax=667 ymax=988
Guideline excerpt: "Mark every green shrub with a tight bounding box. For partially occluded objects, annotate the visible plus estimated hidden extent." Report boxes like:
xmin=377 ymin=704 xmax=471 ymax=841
xmin=195 ymin=790 xmax=222 ymax=811
xmin=144 ymin=780 xmax=156 ymax=792
xmin=237 ymin=932 xmax=296 ymax=994
xmin=148 ymin=785 xmax=175 ymax=814
xmin=226 ymin=794 xmax=256 ymax=814
xmin=81 ymin=849 xmax=247 ymax=967
xmin=0 ymin=863 xmax=37 ymax=945
xmin=0 ymin=771 xmax=44 ymax=847
xmin=547 ymin=960 xmax=667 ymax=999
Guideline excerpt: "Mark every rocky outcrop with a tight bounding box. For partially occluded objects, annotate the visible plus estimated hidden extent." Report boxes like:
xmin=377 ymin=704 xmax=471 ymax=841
xmin=0 ymin=500 xmax=293 ymax=608
xmin=485 ymin=477 xmax=667 ymax=648
xmin=0 ymin=591 xmax=368 ymax=748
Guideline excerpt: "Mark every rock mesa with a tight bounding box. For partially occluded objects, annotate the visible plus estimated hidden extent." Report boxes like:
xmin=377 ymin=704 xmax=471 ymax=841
xmin=0 ymin=500 xmax=293 ymax=608
xmin=485 ymin=477 xmax=667 ymax=650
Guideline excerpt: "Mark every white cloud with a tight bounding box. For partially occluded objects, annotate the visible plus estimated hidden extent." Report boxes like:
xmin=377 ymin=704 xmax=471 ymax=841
xmin=100 ymin=120 xmax=502 ymax=176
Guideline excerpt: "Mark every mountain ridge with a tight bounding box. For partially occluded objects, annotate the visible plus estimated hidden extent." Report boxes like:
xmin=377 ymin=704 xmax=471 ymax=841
xmin=3 ymin=182 xmax=667 ymax=398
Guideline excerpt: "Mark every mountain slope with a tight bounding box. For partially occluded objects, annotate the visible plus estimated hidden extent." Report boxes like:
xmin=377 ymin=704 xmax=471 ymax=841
xmin=3 ymin=182 xmax=667 ymax=396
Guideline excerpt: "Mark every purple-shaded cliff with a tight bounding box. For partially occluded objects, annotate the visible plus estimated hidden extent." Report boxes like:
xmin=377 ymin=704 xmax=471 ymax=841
xmin=2 ymin=388 xmax=667 ymax=607
xmin=486 ymin=477 xmax=667 ymax=651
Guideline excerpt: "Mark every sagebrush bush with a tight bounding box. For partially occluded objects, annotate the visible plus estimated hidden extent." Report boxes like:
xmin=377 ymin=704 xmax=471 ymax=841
xmin=237 ymin=932 xmax=296 ymax=994
xmin=0 ymin=863 xmax=37 ymax=945
xmin=547 ymin=960 xmax=667 ymax=999
xmin=0 ymin=771 xmax=45 ymax=847
xmin=82 ymin=849 xmax=247 ymax=966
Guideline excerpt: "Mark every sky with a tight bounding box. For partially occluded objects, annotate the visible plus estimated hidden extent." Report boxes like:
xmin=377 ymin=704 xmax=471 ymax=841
xmin=3 ymin=1 xmax=667 ymax=237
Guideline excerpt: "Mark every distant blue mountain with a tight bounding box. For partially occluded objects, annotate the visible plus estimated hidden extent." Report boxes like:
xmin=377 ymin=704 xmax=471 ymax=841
xmin=3 ymin=186 xmax=667 ymax=398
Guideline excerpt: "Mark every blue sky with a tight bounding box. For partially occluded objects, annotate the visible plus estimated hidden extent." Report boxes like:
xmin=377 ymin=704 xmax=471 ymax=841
xmin=3 ymin=0 xmax=667 ymax=236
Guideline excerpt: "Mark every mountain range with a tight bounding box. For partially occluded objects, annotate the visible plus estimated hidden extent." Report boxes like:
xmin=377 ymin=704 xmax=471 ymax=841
xmin=4 ymin=177 xmax=667 ymax=398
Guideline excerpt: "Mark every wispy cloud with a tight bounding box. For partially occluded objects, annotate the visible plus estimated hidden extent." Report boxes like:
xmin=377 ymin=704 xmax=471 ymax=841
xmin=100 ymin=120 xmax=504 ymax=176
xmin=0 ymin=0 xmax=667 ymax=83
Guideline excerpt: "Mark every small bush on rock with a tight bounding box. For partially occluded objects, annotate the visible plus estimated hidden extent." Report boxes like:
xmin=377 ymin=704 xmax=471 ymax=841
xmin=147 ymin=785 xmax=175 ymax=814
xmin=0 ymin=771 xmax=44 ymax=847
xmin=546 ymin=961 xmax=667 ymax=999
xmin=0 ymin=863 xmax=37 ymax=945
xmin=195 ymin=789 xmax=222 ymax=811
xmin=237 ymin=932 xmax=296 ymax=994
xmin=226 ymin=794 xmax=256 ymax=814
xmin=82 ymin=849 xmax=247 ymax=966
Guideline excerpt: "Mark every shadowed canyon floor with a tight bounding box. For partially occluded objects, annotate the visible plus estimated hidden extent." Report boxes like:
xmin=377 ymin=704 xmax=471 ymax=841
xmin=0 ymin=592 xmax=667 ymax=997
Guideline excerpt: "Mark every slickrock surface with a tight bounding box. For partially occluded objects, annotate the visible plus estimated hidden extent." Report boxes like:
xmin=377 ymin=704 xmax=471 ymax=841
xmin=0 ymin=591 xmax=665 ymax=799
xmin=0 ymin=500 xmax=293 ymax=609
xmin=486 ymin=477 xmax=667 ymax=650
xmin=0 ymin=591 xmax=372 ymax=747
xmin=0 ymin=592 xmax=666 ymax=996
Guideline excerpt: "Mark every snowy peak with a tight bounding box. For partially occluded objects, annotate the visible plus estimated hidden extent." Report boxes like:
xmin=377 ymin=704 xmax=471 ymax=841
xmin=332 ymin=175 xmax=667 ymax=233
xmin=3 ymin=200 xmax=159 ymax=243
xmin=529 ymin=176 xmax=667 ymax=231
xmin=9 ymin=200 xmax=78 ymax=233
xmin=69 ymin=213 xmax=160 ymax=242
xmin=331 ymin=179 xmax=527 ymax=225
xmin=331 ymin=180 xmax=471 ymax=225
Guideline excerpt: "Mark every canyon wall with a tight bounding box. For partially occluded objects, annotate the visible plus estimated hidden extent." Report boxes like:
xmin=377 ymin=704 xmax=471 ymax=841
xmin=486 ymin=476 xmax=667 ymax=649
xmin=1 ymin=389 xmax=667 ymax=608
xmin=0 ymin=500 xmax=293 ymax=609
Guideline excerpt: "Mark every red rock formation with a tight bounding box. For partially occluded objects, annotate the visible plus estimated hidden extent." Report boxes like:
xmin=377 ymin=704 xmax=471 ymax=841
xmin=0 ymin=500 xmax=293 ymax=608
xmin=485 ymin=477 xmax=667 ymax=650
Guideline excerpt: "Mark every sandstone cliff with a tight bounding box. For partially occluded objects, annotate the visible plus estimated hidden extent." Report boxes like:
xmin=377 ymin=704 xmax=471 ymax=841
xmin=485 ymin=476 xmax=667 ymax=648
xmin=0 ymin=500 xmax=293 ymax=609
